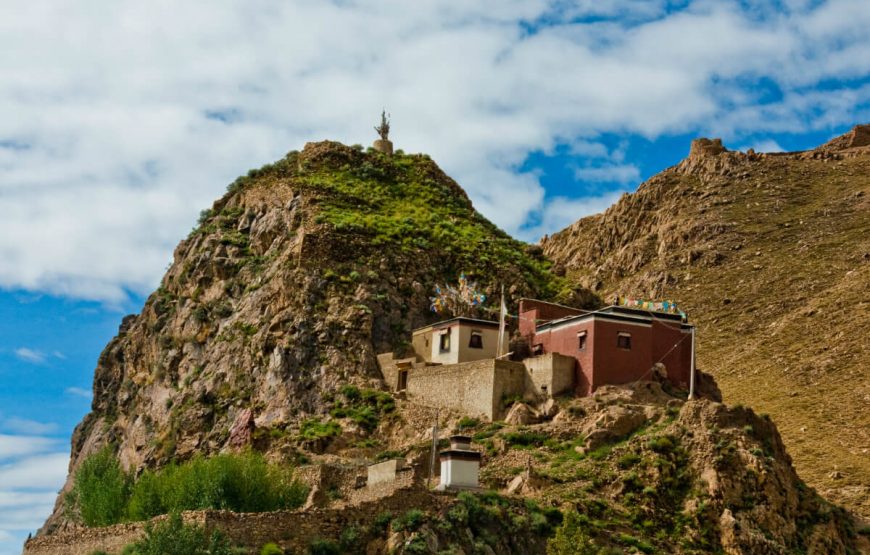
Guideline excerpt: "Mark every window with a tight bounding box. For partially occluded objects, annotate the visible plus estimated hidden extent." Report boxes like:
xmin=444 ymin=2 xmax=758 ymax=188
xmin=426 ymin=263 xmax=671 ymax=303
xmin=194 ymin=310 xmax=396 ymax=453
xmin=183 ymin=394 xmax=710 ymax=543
xmin=617 ymin=332 xmax=632 ymax=350
xmin=577 ymin=331 xmax=587 ymax=351
xmin=439 ymin=331 xmax=451 ymax=352
xmin=469 ymin=330 xmax=483 ymax=349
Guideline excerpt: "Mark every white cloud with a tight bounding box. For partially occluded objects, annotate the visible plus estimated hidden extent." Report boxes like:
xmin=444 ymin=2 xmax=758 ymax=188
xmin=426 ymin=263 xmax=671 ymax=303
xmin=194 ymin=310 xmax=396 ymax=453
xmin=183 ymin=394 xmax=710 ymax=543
xmin=13 ymin=348 xmax=45 ymax=365
xmin=0 ymin=435 xmax=60 ymax=460
xmin=521 ymin=190 xmax=627 ymax=240
xmin=745 ymin=139 xmax=785 ymax=153
xmin=0 ymin=0 xmax=868 ymax=302
xmin=64 ymin=387 xmax=92 ymax=399
xmin=0 ymin=433 xmax=69 ymax=552
xmin=575 ymin=164 xmax=641 ymax=184
xmin=0 ymin=453 xmax=70 ymax=490
xmin=0 ymin=418 xmax=58 ymax=436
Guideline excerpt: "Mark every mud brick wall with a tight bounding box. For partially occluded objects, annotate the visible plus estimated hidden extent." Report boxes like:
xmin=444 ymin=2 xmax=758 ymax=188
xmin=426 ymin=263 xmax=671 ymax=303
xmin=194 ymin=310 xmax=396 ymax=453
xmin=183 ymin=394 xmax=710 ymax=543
xmin=405 ymin=359 xmax=525 ymax=420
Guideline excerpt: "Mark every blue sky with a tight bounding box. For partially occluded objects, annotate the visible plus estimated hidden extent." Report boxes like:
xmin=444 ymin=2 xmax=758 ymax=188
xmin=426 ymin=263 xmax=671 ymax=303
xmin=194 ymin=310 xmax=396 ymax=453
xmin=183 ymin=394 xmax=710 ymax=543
xmin=1 ymin=0 xmax=869 ymax=551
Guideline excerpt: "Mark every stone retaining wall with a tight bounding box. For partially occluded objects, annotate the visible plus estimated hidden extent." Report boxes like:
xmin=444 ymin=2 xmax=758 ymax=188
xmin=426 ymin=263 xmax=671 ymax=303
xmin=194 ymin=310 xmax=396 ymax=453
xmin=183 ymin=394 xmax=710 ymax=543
xmin=405 ymin=359 xmax=525 ymax=420
xmin=24 ymin=488 xmax=445 ymax=555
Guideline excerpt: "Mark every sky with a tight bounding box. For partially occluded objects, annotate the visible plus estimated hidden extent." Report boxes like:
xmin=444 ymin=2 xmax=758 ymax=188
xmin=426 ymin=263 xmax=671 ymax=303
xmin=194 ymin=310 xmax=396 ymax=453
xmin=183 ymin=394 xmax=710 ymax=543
xmin=1 ymin=0 xmax=869 ymax=551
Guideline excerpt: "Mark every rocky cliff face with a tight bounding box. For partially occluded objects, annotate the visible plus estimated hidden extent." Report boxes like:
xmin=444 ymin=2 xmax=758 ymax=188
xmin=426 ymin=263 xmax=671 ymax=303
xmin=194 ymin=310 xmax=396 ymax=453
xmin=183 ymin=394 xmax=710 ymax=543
xmin=542 ymin=126 xmax=870 ymax=518
xmin=45 ymin=141 xmax=582 ymax=533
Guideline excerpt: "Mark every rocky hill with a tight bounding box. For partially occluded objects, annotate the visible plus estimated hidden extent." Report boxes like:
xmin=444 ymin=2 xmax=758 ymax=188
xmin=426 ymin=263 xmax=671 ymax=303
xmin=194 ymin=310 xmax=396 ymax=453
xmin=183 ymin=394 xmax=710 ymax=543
xmin=38 ymin=137 xmax=868 ymax=554
xmin=43 ymin=141 xmax=583 ymax=534
xmin=542 ymin=125 xmax=870 ymax=519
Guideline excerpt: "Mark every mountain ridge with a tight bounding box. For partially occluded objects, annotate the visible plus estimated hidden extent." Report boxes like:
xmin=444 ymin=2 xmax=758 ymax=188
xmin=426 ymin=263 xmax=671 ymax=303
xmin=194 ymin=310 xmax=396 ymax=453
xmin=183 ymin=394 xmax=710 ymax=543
xmin=542 ymin=124 xmax=870 ymax=518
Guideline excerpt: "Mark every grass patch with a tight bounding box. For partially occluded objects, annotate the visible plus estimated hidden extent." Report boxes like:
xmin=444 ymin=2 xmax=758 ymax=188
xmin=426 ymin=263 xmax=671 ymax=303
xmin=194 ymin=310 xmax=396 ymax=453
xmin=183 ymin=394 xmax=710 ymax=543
xmin=328 ymin=385 xmax=396 ymax=431
xmin=66 ymin=448 xmax=306 ymax=526
xmin=501 ymin=429 xmax=548 ymax=449
xmin=299 ymin=418 xmax=342 ymax=442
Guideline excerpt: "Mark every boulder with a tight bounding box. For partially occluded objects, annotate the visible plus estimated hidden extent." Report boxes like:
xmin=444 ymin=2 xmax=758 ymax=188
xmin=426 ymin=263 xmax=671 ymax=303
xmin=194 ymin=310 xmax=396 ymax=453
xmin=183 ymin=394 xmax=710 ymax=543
xmin=505 ymin=403 xmax=537 ymax=425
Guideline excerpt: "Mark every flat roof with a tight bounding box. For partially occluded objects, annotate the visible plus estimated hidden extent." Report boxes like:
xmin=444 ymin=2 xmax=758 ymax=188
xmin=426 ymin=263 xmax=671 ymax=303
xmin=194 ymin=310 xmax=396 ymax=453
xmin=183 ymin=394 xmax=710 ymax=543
xmin=535 ymin=305 xmax=690 ymax=332
xmin=604 ymin=305 xmax=685 ymax=322
xmin=413 ymin=316 xmax=500 ymax=333
xmin=517 ymin=297 xmax=587 ymax=313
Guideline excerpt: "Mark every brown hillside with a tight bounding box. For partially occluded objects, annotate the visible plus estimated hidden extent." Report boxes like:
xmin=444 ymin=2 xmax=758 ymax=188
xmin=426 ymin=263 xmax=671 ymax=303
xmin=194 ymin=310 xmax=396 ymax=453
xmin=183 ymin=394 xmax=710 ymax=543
xmin=542 ymin=125 xmax=870 ymax=518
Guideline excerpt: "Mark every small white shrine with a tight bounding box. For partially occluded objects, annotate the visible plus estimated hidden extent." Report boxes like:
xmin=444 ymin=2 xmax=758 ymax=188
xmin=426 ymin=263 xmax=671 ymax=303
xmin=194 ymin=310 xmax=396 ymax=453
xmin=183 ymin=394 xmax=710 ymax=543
xmin=436 ymin=435 xmax=481 ymax=491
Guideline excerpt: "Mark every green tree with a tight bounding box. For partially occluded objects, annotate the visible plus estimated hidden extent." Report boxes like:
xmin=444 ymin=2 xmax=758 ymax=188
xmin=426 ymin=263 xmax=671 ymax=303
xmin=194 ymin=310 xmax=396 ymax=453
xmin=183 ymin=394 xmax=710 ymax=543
xmin=66 ymin=446 xmax=130 ymax=526
xmin=547 ymin=511 xmax=599 ymax=555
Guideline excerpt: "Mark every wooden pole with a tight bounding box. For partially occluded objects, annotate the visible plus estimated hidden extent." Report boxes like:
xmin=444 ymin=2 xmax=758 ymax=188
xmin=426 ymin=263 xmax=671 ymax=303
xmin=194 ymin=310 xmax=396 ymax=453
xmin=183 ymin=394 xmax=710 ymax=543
xmin=497 ymin=284 xmax=506 ymax=357
xmin=428 ymin=409 xmax=439 ymax=488
xmin=688 ymin=326 xmax=696 ymax=400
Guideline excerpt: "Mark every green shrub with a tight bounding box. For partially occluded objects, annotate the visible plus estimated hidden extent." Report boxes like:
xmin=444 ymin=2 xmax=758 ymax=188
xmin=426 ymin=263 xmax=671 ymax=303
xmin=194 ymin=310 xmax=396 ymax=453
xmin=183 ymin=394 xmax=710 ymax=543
xmin=617 ymin=453 xmax=642 ymax=469
xmin=404 ymin=536 xmax=429 ymax=554
xmin=126 ymin=451 xmax=307 ymax=521
xmin=69 ymin=449 xmax=306 ymax=526
xmin=618 ymin=533 xmax=655 ymax=554
xmin=260 ymin=542 xmax=284 ymax=555
xmin=339 ymin=526 xmax=360 ymax=550
xmin=502 ymin=430 xmax=548 ymax=448
xmin=648 ymin=436 xmax=675 ymax=454
xmin=457 ymin=416 xmax=480 ymax=431
xmin=373 ymin=511 xmax=393 ymax=531
xmin=329 ymin=387 xmax=395 ymax=432
xmin=501 ymin=393 xmax=523 ymax=409
xmin=66 ymin=446 xmax=130 ymax=526
xmin=392 ymin=509 xmax=426 ymax=531
xmin=124 ymin=513 xmax=232 ymax=555
xmin=307 ymin=538 xmax=341 ymax=555
xmin=299 ymin=418 xmax=342 ymax=441
xmin=547 ymin=511 xmax=598 ymax=555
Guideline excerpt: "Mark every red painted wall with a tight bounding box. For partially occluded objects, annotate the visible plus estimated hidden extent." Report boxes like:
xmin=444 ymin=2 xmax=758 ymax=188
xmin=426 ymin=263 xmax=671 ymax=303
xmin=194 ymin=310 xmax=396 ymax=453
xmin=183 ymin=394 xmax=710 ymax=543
xmin=518 ymin=299 xmax=586 ymax=338
xmin=531 ymin=314 xmax=692 ymax=394
xmin=650 ymin=319 xmax=692 ymax=388
xmin=533 ymin=320 xmax=594 ymax=395
xmin=589 ymin=320 xmax=653 ymax=388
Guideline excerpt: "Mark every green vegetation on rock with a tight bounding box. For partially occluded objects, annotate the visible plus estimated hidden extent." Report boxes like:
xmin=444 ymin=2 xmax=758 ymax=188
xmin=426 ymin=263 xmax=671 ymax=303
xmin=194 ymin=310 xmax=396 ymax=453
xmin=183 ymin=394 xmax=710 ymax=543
xmin=66 ymin=448 xmax=306 ymax=526
xmin=66 ymin=446 xmax=130 ymax=527
xmin=207 ymin=143 xmax=574 ymax=302
xmin=121 ymin=513 xmax=233 ymax=555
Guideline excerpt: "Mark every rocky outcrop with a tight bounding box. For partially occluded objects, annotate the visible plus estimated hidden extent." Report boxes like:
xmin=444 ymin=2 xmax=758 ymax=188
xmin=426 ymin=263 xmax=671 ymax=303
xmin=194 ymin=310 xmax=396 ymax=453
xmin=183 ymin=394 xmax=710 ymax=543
xmin=819 ymin=123 xmax=870 ymax=151
xmin=480 ymin=382 xmax=861 ymax=554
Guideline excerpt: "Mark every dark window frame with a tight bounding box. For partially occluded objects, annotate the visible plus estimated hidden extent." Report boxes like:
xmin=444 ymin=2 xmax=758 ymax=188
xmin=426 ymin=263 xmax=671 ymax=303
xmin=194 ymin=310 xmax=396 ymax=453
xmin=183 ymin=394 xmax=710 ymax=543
xmin=468 ymin=330 xmax=484 ymax=349
xmin=617 ymin=332 xmax=631 ymax=350
xmin=577 ymin=331 xmax=587 ymax=351
xmin=439 ymin=331 xmax=451 ymax=352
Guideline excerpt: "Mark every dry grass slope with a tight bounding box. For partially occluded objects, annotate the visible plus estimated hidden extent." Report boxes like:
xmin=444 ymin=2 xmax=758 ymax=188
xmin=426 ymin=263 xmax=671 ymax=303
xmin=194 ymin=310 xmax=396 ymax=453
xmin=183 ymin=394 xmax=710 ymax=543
xmin=542 ymin=128 xmax=870 ymax=518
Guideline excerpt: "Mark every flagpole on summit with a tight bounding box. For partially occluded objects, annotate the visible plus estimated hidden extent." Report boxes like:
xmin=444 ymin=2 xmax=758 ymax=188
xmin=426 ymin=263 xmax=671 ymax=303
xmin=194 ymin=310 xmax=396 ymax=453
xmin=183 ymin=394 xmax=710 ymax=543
xmin=497 ymin=285 xmax=507 ymax=358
